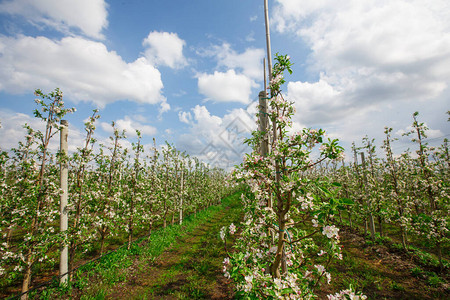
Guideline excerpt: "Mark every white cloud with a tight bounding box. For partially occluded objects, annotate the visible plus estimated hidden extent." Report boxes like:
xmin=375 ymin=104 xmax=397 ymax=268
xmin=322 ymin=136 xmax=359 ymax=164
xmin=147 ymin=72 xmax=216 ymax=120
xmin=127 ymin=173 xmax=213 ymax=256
xmin=215 ymin=44 xmax=264 ymax=80
xmin=158 ymin=100 xmax=171 ymax=117
xmin=245 ymin=32 xmax=256 ymax=42
xmin=0 ymin=0 xmax=108 ymax=39
xmin=201 ymin=43 xmax=265 ymax=80
xmin=395 ymin=124 xmax=443 ymax=139
xmin=287 ymin=78 xmax=345 ymax=124
xmin=0 ymin=35 xmax=165 ymax=108
xmin=143 ymin=31 xmax=187 ymax=69
xmin=271 ymin=0 xmax=450 ymax=157
xmin=194 ymin=43 xmax=264 ymax=104
xmin=178 ymin=111 xmax=192 ymax=124
xmin=197 ymin=69 xmax=257 ymax=104
xmin=273 ymin=0 xmax=450 ymax=111
xmin=0 ymin=109 xmax=86 ymax=153
xmin=176 ymin=104 xmax=257 ymax=169
xmin=100 ymin=116 xmax=157 ymax=138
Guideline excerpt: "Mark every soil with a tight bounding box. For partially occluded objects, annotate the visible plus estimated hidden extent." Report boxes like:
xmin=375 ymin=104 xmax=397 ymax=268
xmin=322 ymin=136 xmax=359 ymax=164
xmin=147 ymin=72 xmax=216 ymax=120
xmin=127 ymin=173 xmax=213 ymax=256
xmin=317 ymin=227 xmax=450 ymax=300
xmin=106 ymin=208 xmax=237 ymax=299
xmin=4 ymin=205 xmax=448 ymax=299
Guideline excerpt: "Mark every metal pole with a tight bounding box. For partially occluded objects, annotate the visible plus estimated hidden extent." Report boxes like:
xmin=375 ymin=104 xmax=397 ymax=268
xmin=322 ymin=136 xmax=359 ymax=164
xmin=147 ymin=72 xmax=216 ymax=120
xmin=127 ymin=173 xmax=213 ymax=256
xmin=59 ymin=120 xmax=69 ymax=284
xmin=264 ymin=0 xmax=273 ymax=82
xmin=263 ymin=57 xmax=267 ymax=92
xmin=264 ymin=0 xmax=277 ymax=151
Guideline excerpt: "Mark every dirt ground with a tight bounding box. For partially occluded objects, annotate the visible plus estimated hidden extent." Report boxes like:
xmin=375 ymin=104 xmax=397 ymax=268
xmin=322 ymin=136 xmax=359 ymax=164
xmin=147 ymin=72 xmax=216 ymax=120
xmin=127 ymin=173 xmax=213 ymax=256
xmin=106 ymin=208 xmax=237 ymax=299
xmin=318 ymin=227 xmax=449 ymax=300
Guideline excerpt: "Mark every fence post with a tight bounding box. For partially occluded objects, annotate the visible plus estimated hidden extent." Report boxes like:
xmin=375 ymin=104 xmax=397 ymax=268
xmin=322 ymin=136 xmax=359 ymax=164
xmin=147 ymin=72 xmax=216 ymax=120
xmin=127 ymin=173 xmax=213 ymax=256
xmin=60 ymin=120 xmax=69 ymax=284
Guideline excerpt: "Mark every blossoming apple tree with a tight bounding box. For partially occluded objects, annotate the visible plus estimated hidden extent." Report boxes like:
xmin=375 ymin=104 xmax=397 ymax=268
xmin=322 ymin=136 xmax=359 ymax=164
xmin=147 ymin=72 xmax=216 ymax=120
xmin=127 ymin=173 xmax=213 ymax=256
xmin=224 ymin=54 xmax=364 ymax=299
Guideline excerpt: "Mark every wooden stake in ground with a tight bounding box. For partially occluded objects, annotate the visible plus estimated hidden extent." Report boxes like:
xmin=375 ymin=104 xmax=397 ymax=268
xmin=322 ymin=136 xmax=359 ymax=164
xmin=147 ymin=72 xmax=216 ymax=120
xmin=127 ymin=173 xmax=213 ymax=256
xmin=59 ymin=120 xmax=69 ymax=284
xmin=259 ymin=91 xmax=269 ymax=157
xmin=360 ymin=152 xmax=375 ymax=240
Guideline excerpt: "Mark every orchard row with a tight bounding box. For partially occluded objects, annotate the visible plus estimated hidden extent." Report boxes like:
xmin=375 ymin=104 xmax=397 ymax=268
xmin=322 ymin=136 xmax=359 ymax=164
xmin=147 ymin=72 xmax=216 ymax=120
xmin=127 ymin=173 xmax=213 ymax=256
xmin=0 ymin=89 xmax=232 ymax=298
xmin=328 ymin=111 xmax=449 ymax=269
xmin=223 ymin=54 xmax=447 ymax=299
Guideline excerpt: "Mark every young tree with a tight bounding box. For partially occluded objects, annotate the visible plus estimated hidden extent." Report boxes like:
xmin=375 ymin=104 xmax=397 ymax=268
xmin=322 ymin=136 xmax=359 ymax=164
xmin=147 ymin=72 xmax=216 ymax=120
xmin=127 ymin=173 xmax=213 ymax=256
xmin=225 ymin=55 xmax=361 ymax=299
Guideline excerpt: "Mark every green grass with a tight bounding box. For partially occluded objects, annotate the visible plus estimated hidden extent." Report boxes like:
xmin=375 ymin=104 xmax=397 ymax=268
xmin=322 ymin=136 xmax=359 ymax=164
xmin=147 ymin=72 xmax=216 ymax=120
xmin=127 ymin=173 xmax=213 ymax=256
xmin=338 ymin=211 xmax=449 ymax=270
xmin=29 ymin=191 xmax=243 ymax=299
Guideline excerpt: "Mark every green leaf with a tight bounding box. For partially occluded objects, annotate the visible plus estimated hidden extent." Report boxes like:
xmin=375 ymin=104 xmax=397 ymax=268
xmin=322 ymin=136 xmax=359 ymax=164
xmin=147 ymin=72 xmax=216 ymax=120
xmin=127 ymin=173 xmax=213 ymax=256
xmin=281 ymin=287 xmax=294 ymax=295
xmin=341 ymin=198 xmax=354 ymax=205
xmin=317 ymin=186 xmax=331 ymax=196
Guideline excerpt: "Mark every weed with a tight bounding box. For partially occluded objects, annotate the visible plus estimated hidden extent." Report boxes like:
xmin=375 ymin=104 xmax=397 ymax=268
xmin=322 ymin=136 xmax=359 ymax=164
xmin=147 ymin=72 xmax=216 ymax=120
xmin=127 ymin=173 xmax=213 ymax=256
xmin=390 ymin=280 xmax=405 ymax=291
xmin=426 ymin=273 xmax=444 ymax=287
xmin=410 ymin=266 xmax=424 ymax=278
xmin=80 ymin=288 xmax=106 ymax=300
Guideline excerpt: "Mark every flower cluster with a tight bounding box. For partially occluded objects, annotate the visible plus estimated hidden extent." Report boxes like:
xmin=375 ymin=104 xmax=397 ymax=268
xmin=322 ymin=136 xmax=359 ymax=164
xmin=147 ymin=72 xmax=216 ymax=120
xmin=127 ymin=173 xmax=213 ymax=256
xmin=327 ymin=288 xmax=368 ymax=300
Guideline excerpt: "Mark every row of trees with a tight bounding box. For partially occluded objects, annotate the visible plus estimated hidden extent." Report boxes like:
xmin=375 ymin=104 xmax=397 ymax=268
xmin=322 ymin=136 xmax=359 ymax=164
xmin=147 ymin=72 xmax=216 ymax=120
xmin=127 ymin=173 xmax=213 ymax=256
xmin=0 ymin=89 xmax=231 ymax=299
xmin=224 ymin=54 xmax=447 ymax=299
xmin=328 ymin=112 xmax=449 ymax=269
xmin=224 ymin=55 xmax=365 ymax=299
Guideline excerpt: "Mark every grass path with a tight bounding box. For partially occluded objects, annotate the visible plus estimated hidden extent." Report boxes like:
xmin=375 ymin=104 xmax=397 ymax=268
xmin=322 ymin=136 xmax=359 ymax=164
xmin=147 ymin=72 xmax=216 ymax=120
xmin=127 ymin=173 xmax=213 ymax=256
xmin=108 ymin=208 xmax=236 ymax=299
xmin=89 ymin=193 xmax=244 ymax=300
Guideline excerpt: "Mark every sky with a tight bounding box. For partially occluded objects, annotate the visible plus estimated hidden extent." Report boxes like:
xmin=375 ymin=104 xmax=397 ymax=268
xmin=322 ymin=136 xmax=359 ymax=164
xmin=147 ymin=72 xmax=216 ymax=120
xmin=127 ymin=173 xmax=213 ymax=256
xmin=0 ymin=0 xmax=449 ymax=169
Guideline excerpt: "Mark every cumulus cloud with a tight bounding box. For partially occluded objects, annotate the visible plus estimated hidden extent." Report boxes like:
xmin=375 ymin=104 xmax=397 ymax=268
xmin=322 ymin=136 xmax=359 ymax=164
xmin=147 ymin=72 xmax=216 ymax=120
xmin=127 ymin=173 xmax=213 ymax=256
xmin=0 ymin=35 xmax=165 ymax=108
xmin=0 ymin=0 xmax=108 ymax=39
xmin=0 ymin=109 xmax=86 ymax=153
xmin=100 ymin=116 xmax=157 ymax=138
xmin=211 ymin=43 xmax=265 ymax=79
xmin=176 ymin=104 xmax=257 ymax=169
xmin=178 ymin=111 xmax=192 ymax=124
xmin=273 ymin=0 xmax=450 ymax=121
xmin=270 ymin=0 xmax=450 ymax=156
xmin=158 ymin=100 xmax=171 ymax=117
xmin=195 ymin=43 xmax=264 ymax=103
xmin=143 ymin=31 xmax=187 ymax=69
xmin=197 ymin=69 xmax=258 ymax=104
xmin=395 ymin=124 xmax=443 ymax=140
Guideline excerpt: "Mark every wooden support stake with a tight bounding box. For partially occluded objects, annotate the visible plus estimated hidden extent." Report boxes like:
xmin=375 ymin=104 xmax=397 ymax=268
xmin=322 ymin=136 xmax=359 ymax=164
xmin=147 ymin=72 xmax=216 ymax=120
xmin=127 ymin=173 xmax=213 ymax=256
xmin=59 ymin=120 xmax=69 ymax=284
xmin=360 ymin=152 xmax=376 ymax=239
xmin=259 ymin=91 xmax=269 ymax=157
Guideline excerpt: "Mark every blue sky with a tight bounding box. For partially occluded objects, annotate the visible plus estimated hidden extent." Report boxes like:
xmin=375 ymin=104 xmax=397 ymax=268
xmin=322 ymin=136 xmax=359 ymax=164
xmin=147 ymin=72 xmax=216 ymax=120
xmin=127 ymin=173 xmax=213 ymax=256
xmin=0 ymin=0 xmax=449 ymax=169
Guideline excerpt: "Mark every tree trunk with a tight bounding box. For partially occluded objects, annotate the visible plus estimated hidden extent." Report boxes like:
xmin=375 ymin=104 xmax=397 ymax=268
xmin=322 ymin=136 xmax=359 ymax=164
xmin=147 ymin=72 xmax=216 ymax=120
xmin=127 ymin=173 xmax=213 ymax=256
xmin=437 ymin=242 xmax=443 ymax=271
xmin=6 ymin=226 xmax=13 ymax=248
xmin=271 ymin=216 xmax=286 ymax=278
xmin=148 ymin=222 xmax=153 ymax=239
xmin=68 ymin=243 xmax=76 ymax=280
xmin=364 ymin=219 xmax=368 ymax=236
xmin=100 ymin=229 xmax=106 ymax=255
xmin=21 ymin=248 xmax=33 ymax=300
xmin=378 ymin=216 xmax=383 ymax=237
xmin=163 ymin=209 xmax=168 ymax=228
xmin=127 ymin=217 xmax=133 ymax=250
xmin=369 ymin=214 xmax=376 ymax=240
xmin=401 ymin=227 xmax=407 ymax=251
